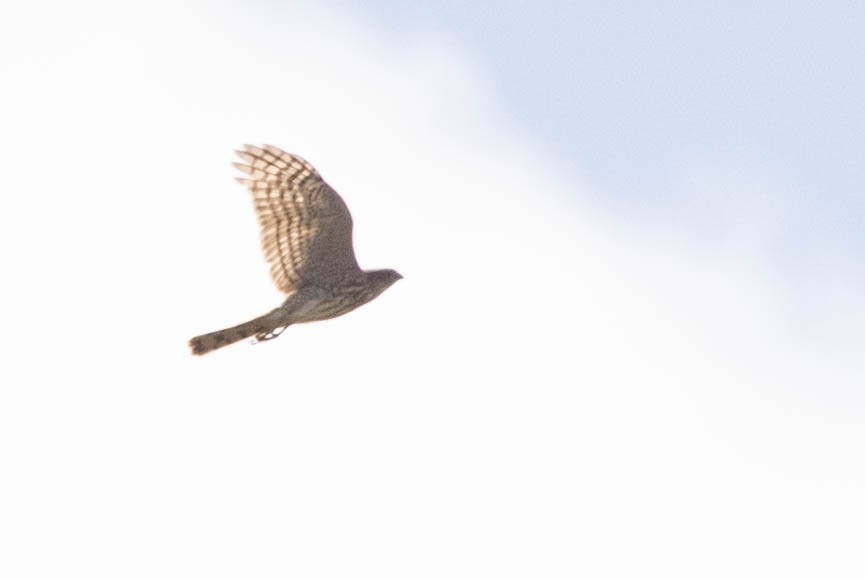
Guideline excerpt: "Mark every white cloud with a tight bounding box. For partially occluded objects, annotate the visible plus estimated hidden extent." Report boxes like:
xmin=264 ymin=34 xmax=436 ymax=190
xmin=1 ymin=1 xmax=863 ymax=578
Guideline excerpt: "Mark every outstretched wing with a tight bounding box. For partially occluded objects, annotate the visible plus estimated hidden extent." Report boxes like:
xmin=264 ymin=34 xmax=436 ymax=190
xmin=234 ymin=144 xmax=360 ymax=294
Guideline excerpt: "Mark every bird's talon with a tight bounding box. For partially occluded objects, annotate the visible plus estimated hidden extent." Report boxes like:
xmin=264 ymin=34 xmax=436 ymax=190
xmin=253 ymin=326 xmax=287 ymax=343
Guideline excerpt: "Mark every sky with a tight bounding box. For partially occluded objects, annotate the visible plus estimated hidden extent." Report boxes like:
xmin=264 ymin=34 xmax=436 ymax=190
xmin=1 ymin=1 xmax=863 ymax=578
xmin=333 ymin=0 xmax=865 ymax=286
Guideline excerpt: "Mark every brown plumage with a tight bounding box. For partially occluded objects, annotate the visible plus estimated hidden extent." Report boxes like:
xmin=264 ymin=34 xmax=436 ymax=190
xmin=189 ymin=145 xmax=401 ymax=355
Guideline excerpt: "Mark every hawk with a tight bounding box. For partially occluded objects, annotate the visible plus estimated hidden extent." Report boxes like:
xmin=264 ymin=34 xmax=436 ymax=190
xmin=189 ymin=145 xmax=401 ymax=355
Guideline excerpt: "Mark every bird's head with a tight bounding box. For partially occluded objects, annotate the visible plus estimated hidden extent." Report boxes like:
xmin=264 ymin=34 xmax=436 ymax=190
xmin=367 ymin=268 xmax=403 ymax=290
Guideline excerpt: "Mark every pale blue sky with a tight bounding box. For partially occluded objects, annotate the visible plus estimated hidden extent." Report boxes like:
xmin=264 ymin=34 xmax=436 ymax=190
xmin=333 ymin=0 xmax=865 ymax=282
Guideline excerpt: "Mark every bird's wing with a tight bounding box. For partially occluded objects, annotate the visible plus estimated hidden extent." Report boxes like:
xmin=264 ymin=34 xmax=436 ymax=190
xmin=234 ymin=144 xmax=361 ymax=294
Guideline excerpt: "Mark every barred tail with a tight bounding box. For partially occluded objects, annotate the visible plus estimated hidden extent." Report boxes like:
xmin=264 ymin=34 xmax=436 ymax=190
xmin=189 ymin=309 xmax=286 ymax=356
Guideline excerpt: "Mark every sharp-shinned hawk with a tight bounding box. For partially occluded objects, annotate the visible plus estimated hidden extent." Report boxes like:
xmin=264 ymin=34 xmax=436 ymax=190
xmin=189 ymin=145 xmax=401 ymax=355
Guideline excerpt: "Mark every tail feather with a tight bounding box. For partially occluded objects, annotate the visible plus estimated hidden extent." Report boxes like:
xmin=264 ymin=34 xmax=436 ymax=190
xmin=189 ymin=309 xmax=287 ymax=355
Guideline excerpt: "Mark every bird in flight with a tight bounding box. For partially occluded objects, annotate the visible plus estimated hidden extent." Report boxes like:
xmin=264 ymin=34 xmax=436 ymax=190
xmin=189 ymin=145 xmax=401 ymax=355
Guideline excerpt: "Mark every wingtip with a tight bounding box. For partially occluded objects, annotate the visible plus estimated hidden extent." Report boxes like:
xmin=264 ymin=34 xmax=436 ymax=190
xmin=240 ymin=144 xmax=264 ymax=156
xmin=232 ymin=161 xmax=253 ymax=174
